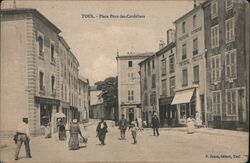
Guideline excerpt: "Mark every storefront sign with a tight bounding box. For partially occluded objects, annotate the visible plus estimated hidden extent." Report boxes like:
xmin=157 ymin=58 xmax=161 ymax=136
xmin=192 ymin=54 xmax=203 ymax=62
xmin=34 ymin=96 xmax=60 ymax=105
xmin=179 ymin=59 xmax=190 ymax=66
xmin=191 ymin=26 xmax=202 ymax=35
xmin=159 ymin=97 xmax=173 ymax=105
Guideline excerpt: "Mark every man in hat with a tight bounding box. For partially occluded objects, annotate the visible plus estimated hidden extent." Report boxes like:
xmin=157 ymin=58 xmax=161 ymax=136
xmin=151 ymin=112 xmax=160 ymax=136
xmin=118 ymin=114 xmax=128 ymax=140
xmin=15 ymin=117 xmax=32 ymax=160
xmin=96 ymin=118 xmax=108 ymax=145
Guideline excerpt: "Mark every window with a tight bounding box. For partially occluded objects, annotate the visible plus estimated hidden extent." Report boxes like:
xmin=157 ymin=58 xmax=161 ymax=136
xmin=51 ymin=75 xmax=55 ymax=95
xmin=180 ymin=104 xmax=186 ymax=119
xmin=193 ymin=65 xmax=199 ymax=84
xmin=40 ymin=104 xmax=52 ymax=126
xmin=150 ymin=92 xmax=156 ymax=106
xmin=144 ymin=77 xmax=147 ymax=90
xmin=128 ymin=72 xmax=134 ymax=82
xmin=170 ymin=77 xmax=175 ymax=96
xmin=169 ymin=55 xmax=175 ymax=73
xmin=161 ymin=59 xmax=166 ymax=76
xmin=226 ymin=0 xmax=233 ymax=10
xmin=37 ymin=35 xmax=44 ymax=57
xmin=193 ymin=38 xmax=198 ymax=55
xmin=152 ymin=60 xmax=155 ymax=69
xmin=211 ymin=1 xmax=218 ymax=19
xmin=212 ymin=91 xmax=221 ymax=115
xmin=182 ymin=43 xmax=187 ymax=60
xmin=144 ymin=64 xmax=146 ymax=73
xmin=152 ymin=74 xmax=156 ymax=88
xmin=128 ymin=90 xmax=134 ymax=102
xmin=225 ymin=49 xmax=237 ymax=80
xmin=226 ymin=89 xmax=237 ymax=115
xmin=148 ymin=62 xmax=151 ymax=76
xmin=61 ymin=84 xmax=64 ymax=100
xmin=211 ymin=55 xmax=221 ymax=82
xmin=211 ymin=25 xmax=219 ymax=48
xmin=225 ymin=17 xmax=235 ymax=43
xmin=193 ymin=15 xmax=197 ymax=27
xmin=182 ymin=69 xmax=188 ymax=87
xmin=50 ymin=42 xmax=55 ymax=64
xmin=162 ymin=79 xmax=167 ymax=96
xmin=182 ymin=21 xmax=186 ymax=34
xmin=39 ymin=71 xmax=44 ymax=91
xmin=144 ymin=93 xmax=148 ymax=106
xmin=128 ymin=61 xmax=133 ymax=67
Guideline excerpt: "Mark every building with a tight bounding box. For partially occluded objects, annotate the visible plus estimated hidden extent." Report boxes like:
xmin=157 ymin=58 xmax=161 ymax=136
xmin=172 ymin=3 xmax=206 ymax=126
xmin=139 ymin=53 xmax=158 ymax=126
xmin=1 ymin=8 xmax=61 ymax=136
xmin=202 ymin=0 xmax=249 ymax=130
xmin=78 ymin=76 xmax=90 ymax=121
xmin=89 ymin=90 xmax=104 ymax=119
xmin=0 ymin=8 xmax=86 ymax=136
xmin=58 ymin=36 xmax=71 ymax=126
xmin=156 ymin=29 xmax=177 ymax=127
xmin=116 ymin=52 xmax=153 ymax=123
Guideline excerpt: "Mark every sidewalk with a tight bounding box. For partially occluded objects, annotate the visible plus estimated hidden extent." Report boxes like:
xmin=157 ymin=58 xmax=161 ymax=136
xmin=158 ymin=126 xmax=248 ymax=138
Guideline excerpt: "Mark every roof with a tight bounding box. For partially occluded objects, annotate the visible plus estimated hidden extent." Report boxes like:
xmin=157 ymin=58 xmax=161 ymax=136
xmin=58 ymin=36 xmax=70 ymax=50
xmin=1 ymin=8 xmax=61 ymax=34
xmin=173 ymin=4 xmax=203 ymax=24
xmin=156 ymin=42 xmax=176 ymax=56
xmin=78 ymin=75 xmax=89 ymax=83
xmin=90 ymin=90 xmax=103 ymax=105
xmin=116 ymin=52 xmax=154 ymax=60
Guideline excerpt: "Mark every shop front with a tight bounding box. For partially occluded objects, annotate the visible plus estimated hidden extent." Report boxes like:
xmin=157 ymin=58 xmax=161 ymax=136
xmin=171 ymin=88 xmax=195 ymax=125
xmin=120 ymin=104 xmax=141 ymax=124
xmin=171 ymin=87 xmax=205 ymax=126
xmin=159 ymin=97 xmax=177 ymax=127
xmin=34 ymin=96 xmax=60 ymax=135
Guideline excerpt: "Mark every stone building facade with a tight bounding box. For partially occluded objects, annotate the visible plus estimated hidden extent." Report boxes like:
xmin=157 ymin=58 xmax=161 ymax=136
xmin=0 ymin=8 xmax=88 ymax=136
xmin=117 ymin=52 xmax=152 ymax=123
xmin=202 ymin=0 xmax=249 ymax=130
xmin=172 ymin=4 xmax=207 ymax=125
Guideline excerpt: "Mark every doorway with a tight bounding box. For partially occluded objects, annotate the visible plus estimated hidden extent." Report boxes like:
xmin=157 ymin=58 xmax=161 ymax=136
xmin=129 ymin=108 xmax=134 ymax=123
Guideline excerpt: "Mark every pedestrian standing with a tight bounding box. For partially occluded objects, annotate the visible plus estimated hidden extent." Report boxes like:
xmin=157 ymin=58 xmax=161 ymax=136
xmin=129 ymin=121 xmax=137 ymax=144
xmin=14 ymin=117 xmax=32 ymax=160
xmin=68 ymin=119 xmax=83 ymax=150
xmin=96 ymin=118 xmax=108 ymax=145
xmin=57 ymin=118 xmax=66 ymax=140
xmin=151 ymin=112 xmax=160 ymax=136
xmin=118 ymin=114 xmax=128 ymax=140
xmin=187 ymin=116 xmax=195 ymax=134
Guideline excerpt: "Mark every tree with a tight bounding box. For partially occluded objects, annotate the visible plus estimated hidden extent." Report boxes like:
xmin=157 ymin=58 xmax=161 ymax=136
xmin=94 ymin=76 xmax=118 ymax=120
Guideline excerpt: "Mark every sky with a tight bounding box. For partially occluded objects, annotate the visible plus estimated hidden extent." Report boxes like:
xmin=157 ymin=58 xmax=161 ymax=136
xmin=2 ymin=0 xmax=193 ymax=85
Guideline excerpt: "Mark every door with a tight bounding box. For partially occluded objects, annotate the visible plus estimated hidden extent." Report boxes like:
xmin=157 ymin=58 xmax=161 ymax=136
xmin=129 ymin=108 xmax=134 ymax=123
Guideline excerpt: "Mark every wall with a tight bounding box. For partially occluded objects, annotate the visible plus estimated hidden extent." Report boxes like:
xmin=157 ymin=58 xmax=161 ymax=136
xmin=0 ymin=14 xmax=28 ymax=134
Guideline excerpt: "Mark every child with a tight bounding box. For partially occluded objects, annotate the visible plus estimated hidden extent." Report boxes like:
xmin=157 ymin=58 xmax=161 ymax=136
xmin=129 ymin=121 xmax=137 ymax=144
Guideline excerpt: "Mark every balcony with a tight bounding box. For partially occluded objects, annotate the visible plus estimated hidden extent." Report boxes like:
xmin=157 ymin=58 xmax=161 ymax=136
xmin=39 ymin=86 xmax=45 ymax=95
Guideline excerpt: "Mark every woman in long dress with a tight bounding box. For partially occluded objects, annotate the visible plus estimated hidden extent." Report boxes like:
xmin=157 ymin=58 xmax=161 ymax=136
xmin=57 ymin=119 xmax=66 ymax=140
xmin=68 ymin=119 xmax=83 ymax=150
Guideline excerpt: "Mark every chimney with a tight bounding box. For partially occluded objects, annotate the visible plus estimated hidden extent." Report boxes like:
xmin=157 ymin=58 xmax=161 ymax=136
xmin=159 ymin=40 xmax=165 ymax=50
xmin=167 ymin=29 xmax=175 ymax=44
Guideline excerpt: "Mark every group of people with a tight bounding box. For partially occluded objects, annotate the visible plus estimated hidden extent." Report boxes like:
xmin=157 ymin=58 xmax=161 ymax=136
xmin=13 ymin=112 xmax=161 ymax=160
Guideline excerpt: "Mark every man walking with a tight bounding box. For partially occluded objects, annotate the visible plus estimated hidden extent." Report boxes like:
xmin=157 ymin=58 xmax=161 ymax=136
xmin=151 ymin=112 xmax=160 ymax=136
xmin=118 ymin=114 xmax=128 ymax=140
xmin=15 ymin=117 xmax=32 ymax=160
xmin=96 ymin=118 xmax=108 ymax=145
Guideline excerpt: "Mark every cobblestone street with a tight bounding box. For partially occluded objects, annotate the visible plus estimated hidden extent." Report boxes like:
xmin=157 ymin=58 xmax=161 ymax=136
xmin=0 ymin=121 xmax=248 ymax=163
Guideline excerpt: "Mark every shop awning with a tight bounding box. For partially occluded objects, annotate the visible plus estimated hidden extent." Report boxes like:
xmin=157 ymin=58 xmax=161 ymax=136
xmin=171 ymin=88 xmax=194 ymax=105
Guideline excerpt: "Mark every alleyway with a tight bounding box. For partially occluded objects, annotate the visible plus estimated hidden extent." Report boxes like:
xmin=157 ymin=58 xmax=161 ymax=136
xmin=0 ymin=121 xmax=248 ymax=163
